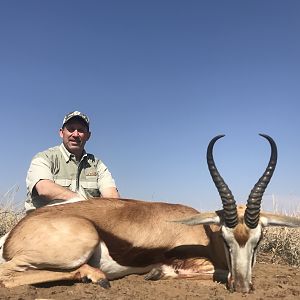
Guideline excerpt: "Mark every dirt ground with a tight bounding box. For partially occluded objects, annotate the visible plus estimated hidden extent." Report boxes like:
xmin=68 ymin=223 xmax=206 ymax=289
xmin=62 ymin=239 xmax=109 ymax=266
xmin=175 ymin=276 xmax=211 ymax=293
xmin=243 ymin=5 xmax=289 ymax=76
xmin=0 ymin=259 xmax=299 ymax=300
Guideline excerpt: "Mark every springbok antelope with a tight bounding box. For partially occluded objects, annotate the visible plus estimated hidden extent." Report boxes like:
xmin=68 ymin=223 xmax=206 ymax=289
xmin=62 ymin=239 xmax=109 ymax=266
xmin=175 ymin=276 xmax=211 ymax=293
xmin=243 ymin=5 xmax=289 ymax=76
xmin=0 ymin=134 xmax=299 ymax=293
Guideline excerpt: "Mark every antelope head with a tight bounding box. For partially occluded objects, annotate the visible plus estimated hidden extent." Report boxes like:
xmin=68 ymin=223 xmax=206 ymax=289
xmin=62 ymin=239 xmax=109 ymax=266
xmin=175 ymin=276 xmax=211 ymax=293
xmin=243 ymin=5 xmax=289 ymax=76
xmin=176 ymin=134 xmax=300 ymax=293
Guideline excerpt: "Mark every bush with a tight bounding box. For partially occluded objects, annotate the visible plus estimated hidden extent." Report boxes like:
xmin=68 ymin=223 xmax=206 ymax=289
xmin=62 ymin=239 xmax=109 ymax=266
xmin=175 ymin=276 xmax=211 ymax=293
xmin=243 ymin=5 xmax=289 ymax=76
xmin=0 ymin=208 xmax=24 ymax=236
xmin=0 ymin=185 xmax=25 ymax=236
xmin=259 ymin=226 xmax=300 ymax=267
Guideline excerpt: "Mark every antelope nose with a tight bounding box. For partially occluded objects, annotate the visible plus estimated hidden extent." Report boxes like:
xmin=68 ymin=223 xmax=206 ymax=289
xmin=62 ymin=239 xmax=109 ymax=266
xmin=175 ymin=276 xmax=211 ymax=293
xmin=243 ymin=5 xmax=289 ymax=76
xmin=234 ymin=282 xmax=251 ymax=293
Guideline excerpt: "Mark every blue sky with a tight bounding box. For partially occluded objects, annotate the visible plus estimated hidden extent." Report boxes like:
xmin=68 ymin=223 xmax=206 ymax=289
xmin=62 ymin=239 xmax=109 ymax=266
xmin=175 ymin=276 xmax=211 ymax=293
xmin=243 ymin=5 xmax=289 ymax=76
xmin=0 ymin=1 xmax=299 ymax=213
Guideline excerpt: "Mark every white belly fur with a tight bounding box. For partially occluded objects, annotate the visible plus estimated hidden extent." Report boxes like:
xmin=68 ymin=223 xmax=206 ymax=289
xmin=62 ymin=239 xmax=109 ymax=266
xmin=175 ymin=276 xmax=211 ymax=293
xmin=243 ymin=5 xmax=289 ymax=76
xmin=90 ymin=241 xmax=159 ymax=280
xmin=0 ymin=233 xmax=9 ymax=263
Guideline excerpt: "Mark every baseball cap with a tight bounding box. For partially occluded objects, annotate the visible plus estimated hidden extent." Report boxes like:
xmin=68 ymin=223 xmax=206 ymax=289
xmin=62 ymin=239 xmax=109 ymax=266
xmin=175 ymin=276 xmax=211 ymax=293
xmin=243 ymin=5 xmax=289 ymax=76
xmin=62 ymin=111 xmax=90 ymax=128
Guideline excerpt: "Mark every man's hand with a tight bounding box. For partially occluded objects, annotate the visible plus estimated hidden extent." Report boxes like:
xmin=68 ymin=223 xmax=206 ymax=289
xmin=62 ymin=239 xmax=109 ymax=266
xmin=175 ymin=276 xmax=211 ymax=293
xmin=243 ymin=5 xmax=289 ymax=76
xmin=101 ymin=187 xmax=120 ymax=198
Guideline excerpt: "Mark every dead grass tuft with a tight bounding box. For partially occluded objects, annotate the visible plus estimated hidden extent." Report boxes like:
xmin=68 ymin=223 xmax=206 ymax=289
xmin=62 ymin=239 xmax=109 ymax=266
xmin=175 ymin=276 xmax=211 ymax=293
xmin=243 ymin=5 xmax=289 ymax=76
xmin=0 ymin=185 xmax=25 ymax=236
xmin=257 ymin=200 xmax=300 ymax=267
xmin=0 ymin=209 xmax=24 ymax=236
xmin=258 ymin=225 xmax=300 ymax=267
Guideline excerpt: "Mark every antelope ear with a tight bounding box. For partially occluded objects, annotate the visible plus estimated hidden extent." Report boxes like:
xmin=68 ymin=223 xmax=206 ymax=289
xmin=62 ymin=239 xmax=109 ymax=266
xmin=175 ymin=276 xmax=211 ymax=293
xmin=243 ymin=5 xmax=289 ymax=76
xmin=170 ymin=212 xmax=221 ymax=226
xmin=260 ymin=212 xmax=300 ymax=227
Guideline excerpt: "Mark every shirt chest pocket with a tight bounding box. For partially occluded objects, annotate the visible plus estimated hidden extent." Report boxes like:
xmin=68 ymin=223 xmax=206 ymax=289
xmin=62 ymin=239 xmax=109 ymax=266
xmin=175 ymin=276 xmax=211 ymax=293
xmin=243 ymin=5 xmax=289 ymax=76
xmin=81 ymin=180 xmax=100 ymax=198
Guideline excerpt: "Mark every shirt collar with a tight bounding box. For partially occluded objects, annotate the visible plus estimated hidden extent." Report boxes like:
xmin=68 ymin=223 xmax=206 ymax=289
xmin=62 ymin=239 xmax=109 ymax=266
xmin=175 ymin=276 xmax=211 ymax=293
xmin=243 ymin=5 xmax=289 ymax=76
xmin=59 ymin=143 xmax=87 ymax=162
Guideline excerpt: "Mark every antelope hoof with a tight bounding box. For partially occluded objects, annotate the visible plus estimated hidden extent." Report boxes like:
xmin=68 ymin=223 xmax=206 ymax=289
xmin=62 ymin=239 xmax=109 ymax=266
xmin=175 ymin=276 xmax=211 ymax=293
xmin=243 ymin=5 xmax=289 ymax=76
xmin=97 ymin=278 xmax=111 ymax=289
xmin=144 ymin=267 xmax=163 ymax=281
xmin=81 ymin=276 xmax=92 ymax=284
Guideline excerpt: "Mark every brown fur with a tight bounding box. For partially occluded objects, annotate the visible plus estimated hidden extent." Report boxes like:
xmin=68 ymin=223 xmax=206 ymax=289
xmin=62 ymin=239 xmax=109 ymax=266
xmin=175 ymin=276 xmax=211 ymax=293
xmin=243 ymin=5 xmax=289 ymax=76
xmin=1 ymin=198 xmax=227 ymax=288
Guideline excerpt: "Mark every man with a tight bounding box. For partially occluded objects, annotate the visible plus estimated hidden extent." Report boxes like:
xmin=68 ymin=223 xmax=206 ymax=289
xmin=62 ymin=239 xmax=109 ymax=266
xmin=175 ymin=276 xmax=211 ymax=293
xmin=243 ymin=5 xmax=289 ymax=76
xmin=25 ymin=111 xmax=119 ymax=212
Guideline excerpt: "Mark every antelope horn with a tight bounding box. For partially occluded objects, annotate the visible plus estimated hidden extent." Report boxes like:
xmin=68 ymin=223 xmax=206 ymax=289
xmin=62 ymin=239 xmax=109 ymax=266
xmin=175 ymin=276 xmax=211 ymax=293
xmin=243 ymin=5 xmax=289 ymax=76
xmin=244 ymin=134 xmax=277 ymax=229
xmin=207 ymin=135 xmax=238 ymax=228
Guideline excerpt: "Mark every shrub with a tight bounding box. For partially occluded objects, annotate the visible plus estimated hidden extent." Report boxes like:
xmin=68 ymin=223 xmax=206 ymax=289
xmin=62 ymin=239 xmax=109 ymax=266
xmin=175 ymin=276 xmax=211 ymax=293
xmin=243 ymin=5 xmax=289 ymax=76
xmin=258 ymin=226 xmax=300 ymax=267
xmin=0 ymin=185 xmax=25 ymax=236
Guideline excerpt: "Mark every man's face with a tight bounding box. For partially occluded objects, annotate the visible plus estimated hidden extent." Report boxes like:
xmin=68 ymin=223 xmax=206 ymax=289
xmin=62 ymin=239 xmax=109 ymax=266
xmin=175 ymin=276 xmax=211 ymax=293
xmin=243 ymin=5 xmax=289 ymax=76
xmin=59 ymin=118 xmax=91 ymax=155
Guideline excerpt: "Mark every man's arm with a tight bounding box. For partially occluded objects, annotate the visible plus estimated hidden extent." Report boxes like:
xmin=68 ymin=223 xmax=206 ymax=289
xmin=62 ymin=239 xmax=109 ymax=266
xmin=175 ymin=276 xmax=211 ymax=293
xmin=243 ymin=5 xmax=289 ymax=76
xmin=101 ymin=186 xmax=120 ymax=198
xmin=34 ymin=179 xmax=84 ymax=202
xmin=27 ymin=155 xmax=85 ymax=205
xmin=96 ymin=159 xmax=120 ymax=198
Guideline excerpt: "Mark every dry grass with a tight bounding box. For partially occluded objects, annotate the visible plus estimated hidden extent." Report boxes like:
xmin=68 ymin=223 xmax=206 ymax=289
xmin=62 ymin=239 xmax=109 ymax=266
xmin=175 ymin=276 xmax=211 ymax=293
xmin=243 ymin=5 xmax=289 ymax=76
xmin=257 ymin=202 xmax=300 ymax=267
xmin=0 ymin=208 xmax=24 ymax=236
xmin=258 ymin=226 xmax=300 ymax=267
xmin=258 ymin=221 xmax=300 ymax=267
xmin=0 ymin=190 xmax=299 ymax=267
xmin=0 ymin=185 xmax=25 ymax=236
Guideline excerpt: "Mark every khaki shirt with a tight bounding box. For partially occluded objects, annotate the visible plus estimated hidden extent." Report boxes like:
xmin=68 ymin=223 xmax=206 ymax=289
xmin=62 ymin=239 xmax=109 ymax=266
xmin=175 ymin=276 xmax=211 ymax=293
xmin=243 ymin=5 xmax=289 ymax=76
xmin=25 ymin=144 xmax=117 ymax=211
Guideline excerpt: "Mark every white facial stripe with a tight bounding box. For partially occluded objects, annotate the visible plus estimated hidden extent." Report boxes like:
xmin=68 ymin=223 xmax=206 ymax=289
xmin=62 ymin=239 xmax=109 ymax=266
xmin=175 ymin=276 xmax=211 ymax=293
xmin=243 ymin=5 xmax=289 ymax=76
xmin=222 ymin=224 xmax=262 ymax=292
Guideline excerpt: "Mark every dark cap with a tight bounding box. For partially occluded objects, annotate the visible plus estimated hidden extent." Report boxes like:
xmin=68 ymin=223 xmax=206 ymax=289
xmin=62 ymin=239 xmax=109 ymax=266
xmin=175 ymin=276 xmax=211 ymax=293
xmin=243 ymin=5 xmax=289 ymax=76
xmin=62 ymin=111 xmax=90 ymax=128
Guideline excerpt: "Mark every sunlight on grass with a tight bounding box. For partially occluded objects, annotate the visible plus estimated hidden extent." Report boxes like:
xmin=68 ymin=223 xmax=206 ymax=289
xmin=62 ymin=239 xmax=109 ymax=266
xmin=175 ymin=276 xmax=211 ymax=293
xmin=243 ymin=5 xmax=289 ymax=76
xmin=258 ymin=200 xmax=300 ymax=267
xmin=0 ymin=185 xmax=25 ymax=236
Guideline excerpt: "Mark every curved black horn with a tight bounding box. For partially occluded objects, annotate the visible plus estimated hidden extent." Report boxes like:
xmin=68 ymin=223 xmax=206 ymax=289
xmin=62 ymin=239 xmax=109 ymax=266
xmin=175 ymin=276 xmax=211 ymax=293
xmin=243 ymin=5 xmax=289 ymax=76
xmin=207 ymin=135 xmax=238 ymax=228
xmin=244 ymin=134 xmax=277 ymax=229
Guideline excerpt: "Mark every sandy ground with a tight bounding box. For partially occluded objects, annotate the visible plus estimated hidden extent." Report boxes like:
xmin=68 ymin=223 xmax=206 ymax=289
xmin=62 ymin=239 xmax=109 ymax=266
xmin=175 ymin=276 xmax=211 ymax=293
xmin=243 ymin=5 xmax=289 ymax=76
xmin=0 ymin=260 xmax=299 ymax=300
